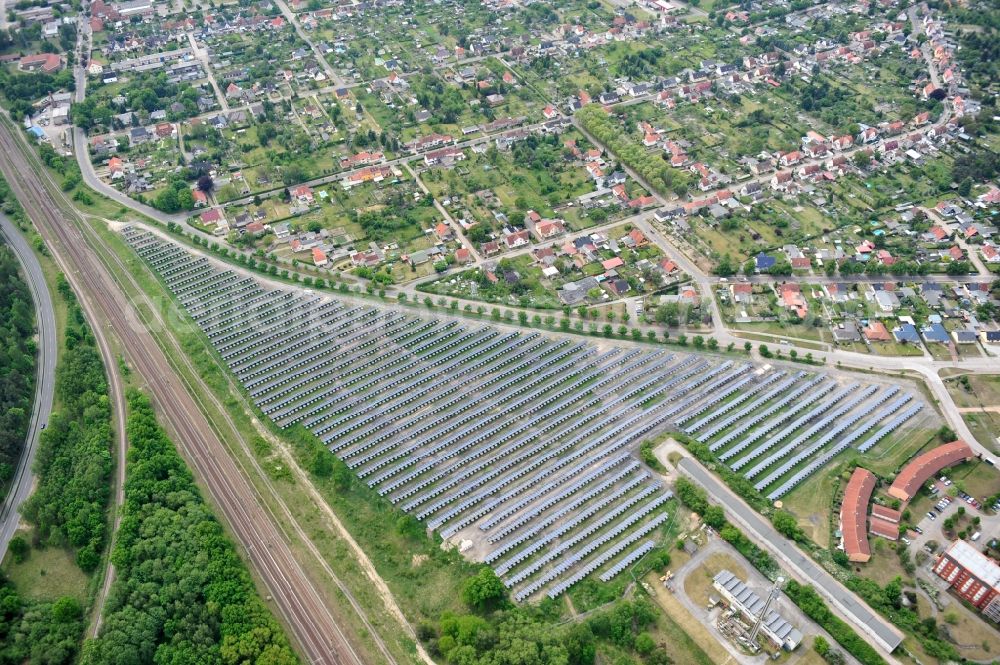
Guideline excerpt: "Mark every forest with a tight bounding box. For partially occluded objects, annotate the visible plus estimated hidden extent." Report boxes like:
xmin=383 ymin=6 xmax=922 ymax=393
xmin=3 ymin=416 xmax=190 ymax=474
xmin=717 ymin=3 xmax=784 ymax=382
xmin=0 ymin=575 xmax=87 ymax=665
xmin=0 ymin=242 xmax=36 ymax=483
xmin=1 ymin=273 xmax=109 ymax=665
xmin=81 ymin=390 xmax=297 ymax=665
xmin=22 ymin=273 xmax=111 ymax=573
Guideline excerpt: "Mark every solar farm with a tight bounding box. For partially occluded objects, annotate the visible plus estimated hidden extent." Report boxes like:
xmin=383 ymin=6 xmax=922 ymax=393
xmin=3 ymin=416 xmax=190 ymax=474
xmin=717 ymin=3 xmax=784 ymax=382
xmin=124 ymin=228 xmax=933 ymax=601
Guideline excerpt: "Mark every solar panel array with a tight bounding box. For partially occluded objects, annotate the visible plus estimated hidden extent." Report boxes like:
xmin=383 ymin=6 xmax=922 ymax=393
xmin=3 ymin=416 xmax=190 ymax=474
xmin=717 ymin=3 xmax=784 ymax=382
xmin=123 ymin=228 xmax=929 ymax=600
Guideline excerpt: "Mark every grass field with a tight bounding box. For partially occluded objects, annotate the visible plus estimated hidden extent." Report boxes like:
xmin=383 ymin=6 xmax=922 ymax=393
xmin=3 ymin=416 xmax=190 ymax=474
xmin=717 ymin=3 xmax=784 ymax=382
xmin=782 ymin=465 xmax=840 ymax=548
xmin=945 ymin=374 xmax=1000 ymax=408
xmin=963 ymin=413 xmax=1000 ymax=454
xmin=646 ymin=570 xmax=728 ymax=665
xmin=2 ymin=546 xmax=90 ymax=604
xmin=943 ymin=374 xmax=1000 ymax=453
xmin=948 ymin=459 xmax=1000 ymax=500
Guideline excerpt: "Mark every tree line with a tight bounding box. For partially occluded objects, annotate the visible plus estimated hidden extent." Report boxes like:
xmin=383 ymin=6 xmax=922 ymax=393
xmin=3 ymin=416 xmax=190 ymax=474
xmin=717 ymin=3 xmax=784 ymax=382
xmin=1 ymin=271 xmax=110 ymax=665
xmin=0 ymin=242 xmax=36 ymax=482
xmin=81 ymin=390 xmax=298 ymax=665
xmin=22 ymin=273 xmax=112 ymax=573
xmin=577 ymin=106 xmax=692 ymax=198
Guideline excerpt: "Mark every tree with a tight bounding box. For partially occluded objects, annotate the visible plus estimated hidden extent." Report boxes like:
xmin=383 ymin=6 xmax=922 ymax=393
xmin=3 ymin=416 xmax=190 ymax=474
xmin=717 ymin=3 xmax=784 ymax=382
xmin=51 ymin=597 xmax=82 ymax=624
xmin=462 ymin=567 xmax=506 ymax=611
xmin=196 ymin=174 xmax=214 ymax=192
xmin=7 ymin=536 xmax=28 ymax=563
xmin=634 ymin=633 xmax=655 ymax=655
xmin=957 ymin=177 xmax=972 ymax=197
xmin=703 ymin=505 xmax=725 ymax=529
xmin=772 ymin=510 xmax=801 ymax=540
xmin=714 ymin=253 xmax=736 ymax=277
xmin=310 ymin=447 xmax=333 ymax=477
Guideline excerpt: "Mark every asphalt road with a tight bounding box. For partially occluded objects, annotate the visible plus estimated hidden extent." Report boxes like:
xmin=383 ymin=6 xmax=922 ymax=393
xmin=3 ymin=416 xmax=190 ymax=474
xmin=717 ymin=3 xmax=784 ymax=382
xmin=0 ymin=116 xmax=366 ymax=665
xmin=0 ymin=211 xmax=56 ymax=561
xmin=677 ymin=457 xmax=905 ymax=655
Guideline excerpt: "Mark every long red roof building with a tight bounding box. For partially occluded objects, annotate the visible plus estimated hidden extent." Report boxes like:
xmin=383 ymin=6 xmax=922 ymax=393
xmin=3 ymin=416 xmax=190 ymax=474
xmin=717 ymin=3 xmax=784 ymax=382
xmin=888 ymin=441 xmax=974 ymax=502
xmin=841 ymin=468 xmax=876 ymax=563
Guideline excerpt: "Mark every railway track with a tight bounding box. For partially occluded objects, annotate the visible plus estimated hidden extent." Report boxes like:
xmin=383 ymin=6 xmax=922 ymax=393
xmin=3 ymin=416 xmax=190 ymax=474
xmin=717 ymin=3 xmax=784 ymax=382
xmin=0 ymin=117 xmax=367 ymax=665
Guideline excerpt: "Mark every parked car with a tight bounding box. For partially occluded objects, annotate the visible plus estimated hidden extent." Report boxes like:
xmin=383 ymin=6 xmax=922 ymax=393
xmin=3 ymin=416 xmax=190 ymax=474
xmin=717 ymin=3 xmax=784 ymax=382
xmin=927 ymin=512 xmax=936 ymax=520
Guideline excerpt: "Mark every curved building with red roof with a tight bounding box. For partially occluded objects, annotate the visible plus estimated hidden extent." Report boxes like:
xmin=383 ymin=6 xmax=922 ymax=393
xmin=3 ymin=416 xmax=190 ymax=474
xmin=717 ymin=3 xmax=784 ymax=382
xmin=888 ymin=441 xmax=974 ymax=502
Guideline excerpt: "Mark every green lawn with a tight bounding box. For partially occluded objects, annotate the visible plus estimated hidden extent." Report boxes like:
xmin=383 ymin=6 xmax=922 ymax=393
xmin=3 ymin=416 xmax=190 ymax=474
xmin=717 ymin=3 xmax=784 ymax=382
xmin=2 ymin=546 xmax=89 ymax=604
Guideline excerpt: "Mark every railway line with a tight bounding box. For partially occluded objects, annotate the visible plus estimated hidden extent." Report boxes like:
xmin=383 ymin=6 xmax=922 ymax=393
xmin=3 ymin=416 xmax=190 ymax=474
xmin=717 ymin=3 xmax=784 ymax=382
xmin=0 ymin=116 xmax=368 ymax=665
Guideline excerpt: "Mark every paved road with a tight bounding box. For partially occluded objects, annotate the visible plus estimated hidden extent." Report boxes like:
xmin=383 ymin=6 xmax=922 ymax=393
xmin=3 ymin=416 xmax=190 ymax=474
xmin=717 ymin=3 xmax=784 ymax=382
xmin=676 ymin=457 xmax=905 ymax=656
xmin=0 ymin=115 xmax=367 ymax=665
xmin=0 ymin=212 xmax=56 ymax=561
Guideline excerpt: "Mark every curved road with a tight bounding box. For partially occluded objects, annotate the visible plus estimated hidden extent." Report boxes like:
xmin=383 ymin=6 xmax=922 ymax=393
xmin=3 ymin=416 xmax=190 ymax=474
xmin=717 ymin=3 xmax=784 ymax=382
xmin=1 ymin=116 xmax=366 ymax=665
xmin=0 ymin=212 xmax=56 ymax=560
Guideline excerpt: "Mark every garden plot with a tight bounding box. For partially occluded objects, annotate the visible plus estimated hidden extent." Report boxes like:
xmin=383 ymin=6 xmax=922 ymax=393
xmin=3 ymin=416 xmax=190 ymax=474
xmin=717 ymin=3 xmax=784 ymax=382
xmin=122 ymin=227 xmax=931 ymax=600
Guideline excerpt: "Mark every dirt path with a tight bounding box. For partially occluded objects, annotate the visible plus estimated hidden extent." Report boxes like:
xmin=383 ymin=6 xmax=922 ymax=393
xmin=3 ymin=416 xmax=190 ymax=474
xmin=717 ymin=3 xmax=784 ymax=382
xmin=252 ymin=417 xmax=436 ymax=665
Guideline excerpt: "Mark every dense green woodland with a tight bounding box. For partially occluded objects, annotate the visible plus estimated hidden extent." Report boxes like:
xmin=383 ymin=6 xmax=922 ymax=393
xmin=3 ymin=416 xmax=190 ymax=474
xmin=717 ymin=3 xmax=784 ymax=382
xmin=1 ymin=274 xmax=106 ymax=665
xmin=0 ymin=68 xmax=74 ymax=122
xmin=0 ymin=242 xmax=36 ymax=482
xmin=81 ymin=390 xmax=297 ymax=665
xmin=23 ymin=274 xmax=112 ymax=573
xmin=0 ymin=580 xmax=87 ymax=665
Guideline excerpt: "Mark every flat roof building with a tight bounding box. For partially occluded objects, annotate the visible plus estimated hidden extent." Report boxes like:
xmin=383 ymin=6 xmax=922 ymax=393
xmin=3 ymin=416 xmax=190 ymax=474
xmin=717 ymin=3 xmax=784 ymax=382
xmin=713 ymin=570 xmax=803 ymax=651
xmin=888 ymin=441 xmax=974 ymax=502
xmin=933 ymin=540 xmax=1000 ymax=622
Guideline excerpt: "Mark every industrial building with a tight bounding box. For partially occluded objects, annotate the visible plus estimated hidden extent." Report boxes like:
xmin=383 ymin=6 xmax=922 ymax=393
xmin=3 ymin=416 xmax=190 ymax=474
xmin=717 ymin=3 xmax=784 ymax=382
xmin=712 ymin=570 xmax=803 ymax=650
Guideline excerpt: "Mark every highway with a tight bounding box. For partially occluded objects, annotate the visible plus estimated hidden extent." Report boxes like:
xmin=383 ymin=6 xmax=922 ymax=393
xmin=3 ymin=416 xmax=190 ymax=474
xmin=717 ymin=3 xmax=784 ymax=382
xmin=0 ymin=115 xmax=367 ymax=665
xmin=0 ymin=212 xmax=56 ymax=560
